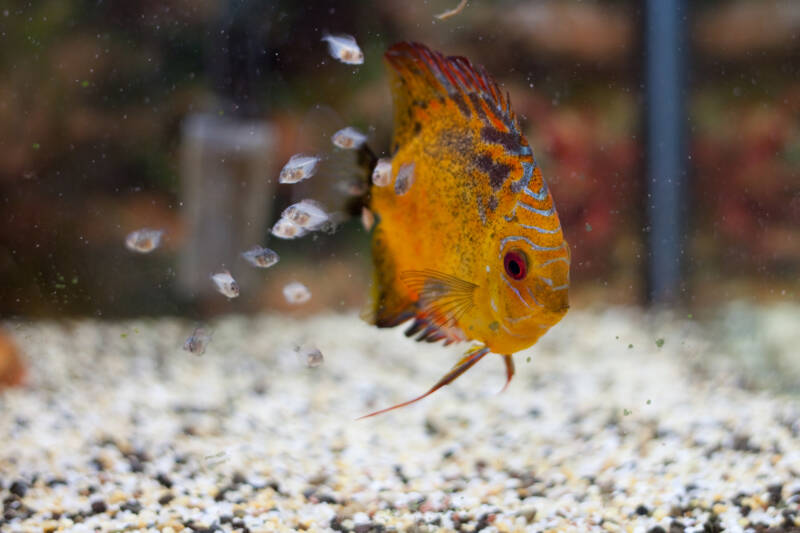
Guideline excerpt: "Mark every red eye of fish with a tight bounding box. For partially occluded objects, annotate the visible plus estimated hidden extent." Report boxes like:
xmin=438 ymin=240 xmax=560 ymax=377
xmin=503 ymin=250 xmax=527 ymax=281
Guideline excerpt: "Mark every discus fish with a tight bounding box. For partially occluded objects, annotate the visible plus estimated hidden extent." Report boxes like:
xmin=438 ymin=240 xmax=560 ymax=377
xmin=183 ymin=326 xmax=212 ymax=356
xmin=322 ymin=33 xmax=364 ymax=65
xmin=279 ymin=154 xmax=320 ymax=184
xmin=282 ymin=199 xmax=329 ymax=229
xmin=211 ymin=270 xmax=239 ymax=299
xmin=371 ymin=159 xmax=392 ymax=187
xmin=271 ymin=218 xmax=307 ymax=239
xmin=283 ymin=281 xmax=311 ymax=304
xmin=358 ymin=42 xmax=570 ymax=417
xmin=332 ymin=126 xmax=367 ymax=150
xmin=125 ymin=228 xmax=163 ymax=253
xmin=241 ymin=246 xmax=280 ymax=269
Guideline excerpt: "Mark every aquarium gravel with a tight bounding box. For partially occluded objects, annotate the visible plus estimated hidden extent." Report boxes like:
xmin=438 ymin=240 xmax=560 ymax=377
xmin=1 ymin=309 xmax=799 ymax=533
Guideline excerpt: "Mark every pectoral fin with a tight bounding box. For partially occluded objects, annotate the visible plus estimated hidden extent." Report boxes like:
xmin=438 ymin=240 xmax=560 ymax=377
xmin=400 ymin=269 xmax=477 ymax=328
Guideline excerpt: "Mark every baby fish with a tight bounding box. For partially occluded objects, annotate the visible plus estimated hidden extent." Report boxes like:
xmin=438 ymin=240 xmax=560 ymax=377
xmin=211 ymin=270 xmax=239 ymax=299
xmin=371 ymin=158 xmax=392 ymax=187
xmin=296 ymin=344 xmax=325 ymax=368
xmin=332 ymin=126 xmax=367 ymax=150
xmin=283 ymin=281 xmax=311 ymax=304
xmin=337 ymin=179 xmax=369 ymax=196
xmin=279 ymin=154 xmax=320 ymax=184
xmin=282 ymin=199 xmax=329 ymax=229
xmin=322 ymin=33 xmax=364 ymax=65
xmin=125 ymin=228 xmax=163 ymax=253
xmin=361 ymin=206 xmax=375 ymax=231
xmin=393 ymin=162 xmax=415 ymax=195
xmin=358 ymin=42 xmax=570 ymax=417
xmin=241 ymin=245 xmax=280 ymax=268
xmin=183 ymin=326 xmax=212 ymax=356
xmin=271 ymin=218 xmax=307 ymax=239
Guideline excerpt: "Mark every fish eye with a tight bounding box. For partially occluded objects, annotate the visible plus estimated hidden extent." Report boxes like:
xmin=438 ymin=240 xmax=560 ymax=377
xmin=503 ymin=249 xmax=527 ymax=281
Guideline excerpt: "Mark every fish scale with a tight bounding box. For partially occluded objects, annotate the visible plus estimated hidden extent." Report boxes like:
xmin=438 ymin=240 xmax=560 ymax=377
xmin=359 ymin=42 xmax=570 ymax=417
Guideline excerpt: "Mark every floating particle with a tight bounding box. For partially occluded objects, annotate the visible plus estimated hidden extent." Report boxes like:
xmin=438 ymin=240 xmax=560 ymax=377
xmin=655 ymin=338 xmax=665 ymax=348
xmin=183 ymin=326 xmax=212 ymax=356
xmin=321 ymin=33 xmax=364 ymax=65
xmin=623 ymin=408 xmax=631 ymax=416
xmin=211 ymin=270 xmax=239 ymax=299
xmin=279 ymin=154 xmax=320 ymax=184
xmin=394 ymin=162 xmax=415 ymax=195
xmin=646 ymin=399 xmax=652 ymax=405
xmin=125 ymin=228 xmax=164 ymax=253
xmin=435 ymin=0 xmax=468 ymax=20
xmin=628 ymin=344 xmax=633 ymax=349
xmin=282 ymin=199 xmax=329 ymax=229
xmin=271 ymin=218 xmax=307 ymax=239
xmin=585 ymin=222 xmax=592 ymax=232
xmin=361 ymin=206 xmax=375 ymax=231
xmin=296 ymin=344 xmax=324 ymax=368
xmin=371 ymin=158 xmax=392 ymax=187
xmin=241 ymin=245 xmax=280 ymax=268
xmin=332 ymin=126 xmax=367 ymax=149
xmin=283 ymin=281 xmax=311 ymax=304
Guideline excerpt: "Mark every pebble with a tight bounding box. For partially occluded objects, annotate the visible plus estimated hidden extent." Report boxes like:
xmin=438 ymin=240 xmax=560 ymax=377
xmin=0 ymin=308 xmax=798 ymax=532
xmin=9 ymin=480 xmax=27 ymax=498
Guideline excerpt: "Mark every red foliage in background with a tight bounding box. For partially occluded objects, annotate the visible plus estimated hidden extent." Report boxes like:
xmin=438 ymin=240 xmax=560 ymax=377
xmin=693 ymin=87 xmax=800 ymax=273
xmin=519 ymin=92 xmax=640 ymax=281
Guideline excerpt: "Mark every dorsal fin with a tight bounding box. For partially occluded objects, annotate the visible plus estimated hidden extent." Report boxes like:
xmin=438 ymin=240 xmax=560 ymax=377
xmin=384 ymin=41 xmax=518 ymax=149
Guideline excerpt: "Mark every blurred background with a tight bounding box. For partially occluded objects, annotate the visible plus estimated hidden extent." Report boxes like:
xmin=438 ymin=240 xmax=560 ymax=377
xmin=0 ymin=0 xmax=798 ymax=320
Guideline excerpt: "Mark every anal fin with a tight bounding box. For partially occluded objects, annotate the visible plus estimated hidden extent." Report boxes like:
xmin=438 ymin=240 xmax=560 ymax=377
xmin=357 ymin=345 xmax=491 ymax=419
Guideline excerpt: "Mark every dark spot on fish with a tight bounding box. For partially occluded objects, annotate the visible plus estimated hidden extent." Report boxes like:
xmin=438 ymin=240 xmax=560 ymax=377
xmin=475 ymin=153 xmax=511 ymax=191
xmin=468 ymin=93 xmax=490 ymax=124
xmin=487 ymin=195 xmax=498 ymax=212
xmin=450 ymin=91 xmax=471 ymax=117
xmin=481 ymin=126 xmax=521 ymax=154
xmin=414 ymin=122 xmax=421 ymax=134
xmin=476 ymin=195 xmax=487 ymax=225
xmin=489 ymin=321 xmax=499 ymax=331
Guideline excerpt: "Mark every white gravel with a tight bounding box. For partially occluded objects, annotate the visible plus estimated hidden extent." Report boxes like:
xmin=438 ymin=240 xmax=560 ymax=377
xmin=1 ymin=307 xmax=799 ymax=533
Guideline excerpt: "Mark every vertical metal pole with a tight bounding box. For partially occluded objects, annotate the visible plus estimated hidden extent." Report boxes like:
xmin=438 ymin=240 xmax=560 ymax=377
xmin=645 ymin=0 xmax=687 ymax=304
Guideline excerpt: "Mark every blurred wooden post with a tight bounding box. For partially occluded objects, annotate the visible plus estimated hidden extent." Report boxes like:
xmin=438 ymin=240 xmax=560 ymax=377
xmin=645 ymin=0 xmax=688 ymax=304
xmin=178 ymin=114 xmax=276 ymax=304
xmin=179 ymin=1 xmax=276 ymax=308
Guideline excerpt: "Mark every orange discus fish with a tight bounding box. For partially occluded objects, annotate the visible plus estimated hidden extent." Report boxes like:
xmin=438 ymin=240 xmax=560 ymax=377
xmin=359 ymin=42 xmax=570 ymax=417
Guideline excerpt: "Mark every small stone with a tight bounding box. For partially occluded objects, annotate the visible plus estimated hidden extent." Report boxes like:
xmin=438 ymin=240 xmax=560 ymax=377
xmin=90 ymin=500 xmax=107 ymax=514
xmin=120 ymin=500 xmax=142 ymax=514
xmin=9 ymin=480 xmax=27 ymax=498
